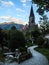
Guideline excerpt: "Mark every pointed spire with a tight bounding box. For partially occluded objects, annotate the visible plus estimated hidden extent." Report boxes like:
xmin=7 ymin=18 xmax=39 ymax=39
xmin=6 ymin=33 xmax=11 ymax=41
xmin=30 ymin=5 xmax=34 ymax=17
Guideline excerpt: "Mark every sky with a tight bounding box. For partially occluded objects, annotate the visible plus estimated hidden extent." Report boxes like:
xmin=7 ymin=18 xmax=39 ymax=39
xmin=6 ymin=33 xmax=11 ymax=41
xmin=0 ymin=0 xmax=49 ymax=25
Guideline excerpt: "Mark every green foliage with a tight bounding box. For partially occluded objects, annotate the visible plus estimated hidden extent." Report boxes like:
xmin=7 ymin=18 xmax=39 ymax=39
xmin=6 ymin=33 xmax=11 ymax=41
xmin=36 ymin=36 xmax=44 ymax=47
xmin=37 ymin=7 xmax=44 ymax=15
xmin=19 ymin=47 xmax=27 ymax=52
xmin=11 ymin=26 xmax=16 ymax=30
xmin=32 ymin=0 xmax=49 ymax=15
xmin=1 ymin=30 xmax=10 ymax=47
xmin=8 ymin=28 xmax=26 ymax=51
xmin=39 ymin=15 xmax=48 ymax=24
xmin=31 ymin=29 xmax=41 ymax=38
xmin=0 ymin=26 xmax=26 ymax=52
xmin=25 ymin=31 xmax=31 ymax=40
xmin=26 ymin=42 xmax=33 ymax=47
xmin=0 ymin=28 xmax=6 ymax=48
xmin=0 ymin=51 xmax=5 ymax=62
xmin=39 ymin=15 xmax=49 ymax=35
xmin=31 ymin=29 xmax=41 ymax=43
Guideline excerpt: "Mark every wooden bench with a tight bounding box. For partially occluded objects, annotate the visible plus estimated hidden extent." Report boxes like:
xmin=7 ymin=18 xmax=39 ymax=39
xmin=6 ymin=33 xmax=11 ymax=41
xmin=17 ymin=52 xmax=32 ymax=63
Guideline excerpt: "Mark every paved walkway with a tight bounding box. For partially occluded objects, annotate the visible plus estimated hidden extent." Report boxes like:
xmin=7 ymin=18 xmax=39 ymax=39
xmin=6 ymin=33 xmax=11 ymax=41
xmin=0 ymin=46 xmax=49 ymax=65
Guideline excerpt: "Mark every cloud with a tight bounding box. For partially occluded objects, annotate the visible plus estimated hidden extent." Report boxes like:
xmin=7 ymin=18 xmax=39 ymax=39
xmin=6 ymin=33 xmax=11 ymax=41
xmin=23 ymin=3 xmax=30 ymax=8
xmin=0 ymin=16 xmax=28 ymax=25
xmin=0 ymin=1 xmax=14 ymax=7
xmin=21 ymin=0 xmax=31 ymax=7
xmin=23 ymin=3 xmax=26 ymax=7
xmin=0 ymin=16 xmax=11 ymax=20
xmin=16 ymin=8 xmax=25 ymax=12
xmin=20 ymin=0 xmax=31 ymax=3
xmin=21 ymin=0 xmax=27 ymax=3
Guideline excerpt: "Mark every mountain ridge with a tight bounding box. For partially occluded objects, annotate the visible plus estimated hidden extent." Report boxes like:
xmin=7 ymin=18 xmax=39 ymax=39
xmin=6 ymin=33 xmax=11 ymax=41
xmin=0 ymin=22 xmax=24 ymax=30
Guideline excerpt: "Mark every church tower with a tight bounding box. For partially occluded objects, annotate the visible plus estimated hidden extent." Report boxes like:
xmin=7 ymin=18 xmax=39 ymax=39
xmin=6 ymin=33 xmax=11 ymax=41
xmin=29 ymin=5 xmax=36 ymax=30
xmin=29 ymin=5 xmax=35 ymax=24
xmin=21 ymin=5 xmax=38 ymax=32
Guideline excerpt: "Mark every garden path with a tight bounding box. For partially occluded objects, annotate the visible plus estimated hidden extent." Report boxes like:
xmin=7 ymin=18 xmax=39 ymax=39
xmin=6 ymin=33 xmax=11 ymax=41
xmin=0 ymin=45 xmax=49 ymax=65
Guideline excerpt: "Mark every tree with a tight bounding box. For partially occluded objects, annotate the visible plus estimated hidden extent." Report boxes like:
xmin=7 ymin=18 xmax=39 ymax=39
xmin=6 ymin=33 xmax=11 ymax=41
xmin=8 ymin=27 xmax=26 ymax=51
xmin=36 ymin=36 xmax=44 ymax=47
xmin=31 ymin=29 xmax=41 ymax=43
xmin=32 ymin=0 xmax=49 ymax=15
xmin=25 ymin=31 xmax=31 ymax=40
xmin=39 ymin=15 xmax=48 ymax=24
xmin=0 ymin=28 xmax=4 ymax=49
xmin=11 ymin=26 xmax=16 ymax=30
xmin=39 ymin=15 xmax=49 ymax=34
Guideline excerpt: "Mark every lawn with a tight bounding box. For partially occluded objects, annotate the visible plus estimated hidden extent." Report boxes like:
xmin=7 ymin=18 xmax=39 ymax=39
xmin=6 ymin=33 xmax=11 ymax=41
xmin=34 ymin=47 xmax=49 ymax=61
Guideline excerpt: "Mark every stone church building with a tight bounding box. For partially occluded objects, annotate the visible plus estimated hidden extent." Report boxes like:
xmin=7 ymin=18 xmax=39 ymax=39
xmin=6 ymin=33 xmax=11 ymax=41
xmin=21 ymin=5 xmax=38 ymax=31
xmin=29 ymin=5 xmax=38 ymax=31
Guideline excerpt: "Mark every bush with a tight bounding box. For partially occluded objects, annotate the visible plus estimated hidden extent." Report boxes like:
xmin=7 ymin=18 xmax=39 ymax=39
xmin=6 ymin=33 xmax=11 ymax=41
xmin=8 ymin=28 xmax=26 ymax=51
xmin=31 ymin=29 xmax=41 ymax=44
xmin=19 ymin=47 xmax=27 ymax=52
xmin=36 ymin=36 xmax=44 ymax=47
xmin=43 ymin=39 xmax=49 ymax=48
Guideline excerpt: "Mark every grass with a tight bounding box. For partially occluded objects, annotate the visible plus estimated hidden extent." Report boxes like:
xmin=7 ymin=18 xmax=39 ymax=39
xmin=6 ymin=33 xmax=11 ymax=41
xmin=34 ymin=47 xmax=49 ymax=61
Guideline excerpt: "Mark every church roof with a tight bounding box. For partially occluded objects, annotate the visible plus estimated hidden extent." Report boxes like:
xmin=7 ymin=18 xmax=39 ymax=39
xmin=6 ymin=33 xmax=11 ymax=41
xmin=30 ymin=5 xmax=34 ymax=17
